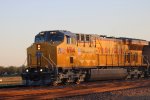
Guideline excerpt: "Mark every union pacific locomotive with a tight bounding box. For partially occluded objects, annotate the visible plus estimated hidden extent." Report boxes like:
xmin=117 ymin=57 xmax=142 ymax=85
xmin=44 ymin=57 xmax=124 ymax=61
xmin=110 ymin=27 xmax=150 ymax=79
xmin=22 ymin=30 xmax=150 ymax=86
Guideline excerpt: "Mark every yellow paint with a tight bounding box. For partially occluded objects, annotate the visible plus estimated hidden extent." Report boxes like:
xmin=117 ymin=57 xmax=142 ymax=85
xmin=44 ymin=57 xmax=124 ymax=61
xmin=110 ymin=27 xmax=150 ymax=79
xmin=27 ymin=33 xmax=148 ymax=69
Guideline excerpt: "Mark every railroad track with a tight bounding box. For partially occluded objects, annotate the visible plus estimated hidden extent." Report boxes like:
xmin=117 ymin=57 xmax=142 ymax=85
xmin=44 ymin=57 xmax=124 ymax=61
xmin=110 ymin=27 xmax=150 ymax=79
xmin=0 ymin=79 xmax=150 ymax=100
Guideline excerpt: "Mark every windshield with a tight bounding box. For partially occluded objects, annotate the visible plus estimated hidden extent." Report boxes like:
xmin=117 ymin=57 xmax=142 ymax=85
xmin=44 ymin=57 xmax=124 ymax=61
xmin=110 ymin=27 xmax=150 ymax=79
xmin=47 ymin=33 xmax=64 ymax=42
xmin=35 ymin=35 xmax=45 ymax=42
xmin=35 ymin=31 xmax=64 ymax=43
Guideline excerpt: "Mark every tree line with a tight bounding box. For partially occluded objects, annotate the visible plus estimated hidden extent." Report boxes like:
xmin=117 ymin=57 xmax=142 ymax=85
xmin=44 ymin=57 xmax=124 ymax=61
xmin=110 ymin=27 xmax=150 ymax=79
xmin=0 ymin=66 xmax=25 ymax=76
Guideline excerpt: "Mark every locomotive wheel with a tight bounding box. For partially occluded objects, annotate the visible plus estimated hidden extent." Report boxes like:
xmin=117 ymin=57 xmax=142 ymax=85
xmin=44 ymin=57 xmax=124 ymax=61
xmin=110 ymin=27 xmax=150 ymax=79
xmin=75 ymin=79 xmax=81 ymax=84
xmin=131 ymin=74 xmax=134 ymax=79
xmin=65 ymin=79 xmax=71 ymax=85
xmin=140 ymin=72 xmax=145 ymax=78
xmin=62 ymin=78 xmax=69 ymax=85
xmin=76 ymin=80 xmax=81 ymax=84
xmin=52 ymin=81 xmax=58 ymax=86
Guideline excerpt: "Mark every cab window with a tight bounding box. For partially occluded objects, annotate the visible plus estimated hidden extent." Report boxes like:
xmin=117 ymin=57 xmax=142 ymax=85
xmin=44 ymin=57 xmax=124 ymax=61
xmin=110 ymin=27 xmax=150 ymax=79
xmin=66 ymin=36 xmax=71 ymax=44
xmin=35 ymin=31 xmax=64 ymax=43
xmin=47 ymin=32 xmax=64 ymax=42
xmin=35 ymin=33 xmax=45 ymax=43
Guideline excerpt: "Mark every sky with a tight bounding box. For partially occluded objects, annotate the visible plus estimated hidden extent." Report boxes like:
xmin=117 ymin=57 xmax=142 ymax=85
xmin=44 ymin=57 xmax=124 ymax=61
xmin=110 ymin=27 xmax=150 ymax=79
xmin=0 ymin=0 xmax=150 ymax=66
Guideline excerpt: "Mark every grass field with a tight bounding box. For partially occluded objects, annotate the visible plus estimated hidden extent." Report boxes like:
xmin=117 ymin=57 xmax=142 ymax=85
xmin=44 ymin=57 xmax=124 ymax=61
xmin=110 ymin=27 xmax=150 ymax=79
xmin=0 ymin=76 xmax=22 ymax=86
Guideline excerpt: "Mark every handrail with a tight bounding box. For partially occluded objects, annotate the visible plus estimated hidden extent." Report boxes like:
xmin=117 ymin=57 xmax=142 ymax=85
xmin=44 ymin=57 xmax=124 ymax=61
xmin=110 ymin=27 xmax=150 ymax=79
xmin=22 ymin=57 xmax=27 ymax=66
xmin=49 ymin=54 xmax=56 ymax=66
xmin=41 ymin=54 xmax=54 ymax=70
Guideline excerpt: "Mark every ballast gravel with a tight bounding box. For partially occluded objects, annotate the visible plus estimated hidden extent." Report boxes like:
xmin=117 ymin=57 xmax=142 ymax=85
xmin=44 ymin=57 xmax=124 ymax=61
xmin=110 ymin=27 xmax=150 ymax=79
xmin=57 ymin=86 xmax=150 ymax=100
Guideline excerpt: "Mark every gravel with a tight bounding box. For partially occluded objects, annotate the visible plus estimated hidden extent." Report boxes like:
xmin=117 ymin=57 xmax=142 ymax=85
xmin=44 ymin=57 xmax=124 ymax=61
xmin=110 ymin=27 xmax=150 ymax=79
xmin=57 ymin=86 xmax=150 ymax=100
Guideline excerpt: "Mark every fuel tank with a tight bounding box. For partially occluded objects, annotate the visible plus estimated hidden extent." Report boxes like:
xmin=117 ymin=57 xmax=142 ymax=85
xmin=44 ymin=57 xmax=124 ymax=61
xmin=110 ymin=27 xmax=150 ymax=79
xmin=90 ymin=68 xmax=128 ymax=81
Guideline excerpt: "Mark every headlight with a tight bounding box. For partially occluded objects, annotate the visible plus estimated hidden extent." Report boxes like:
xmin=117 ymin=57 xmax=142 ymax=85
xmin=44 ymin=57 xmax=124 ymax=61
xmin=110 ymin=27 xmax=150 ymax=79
xmin=26 ymin=69 xmax=29 ymax=72
xmin=40 ymin=69 xmax=43 ymax=72
xmin=37 ymin=44 xmax=41 ymax=50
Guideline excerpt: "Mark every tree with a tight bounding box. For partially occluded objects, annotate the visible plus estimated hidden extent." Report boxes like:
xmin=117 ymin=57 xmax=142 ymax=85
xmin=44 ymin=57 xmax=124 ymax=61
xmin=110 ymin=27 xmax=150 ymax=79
xmin=0 ymin=66 xmax=26 ymax=76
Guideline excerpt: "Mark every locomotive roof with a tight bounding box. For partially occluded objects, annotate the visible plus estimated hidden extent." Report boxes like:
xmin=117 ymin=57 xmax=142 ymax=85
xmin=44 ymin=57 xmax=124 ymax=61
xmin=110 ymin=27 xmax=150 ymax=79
xmin=39 ymin=30 xmax=147 ymax=42
xmin=117 ymin=37 xmax=146 ymax=41
xmin=39 ymin=30 xmax=76 ymax=38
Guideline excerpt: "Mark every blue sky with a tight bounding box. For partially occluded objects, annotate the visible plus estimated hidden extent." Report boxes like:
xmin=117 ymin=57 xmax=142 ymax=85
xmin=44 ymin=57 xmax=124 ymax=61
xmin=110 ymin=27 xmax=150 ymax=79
xmin=0 ymin=0 xmax=150 ymax=66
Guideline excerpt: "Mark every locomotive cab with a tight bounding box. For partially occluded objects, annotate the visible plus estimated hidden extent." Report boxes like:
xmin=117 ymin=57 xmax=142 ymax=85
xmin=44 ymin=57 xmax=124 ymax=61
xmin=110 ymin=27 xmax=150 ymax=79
xmin=22 ymin=31 xmax=68 ymax=85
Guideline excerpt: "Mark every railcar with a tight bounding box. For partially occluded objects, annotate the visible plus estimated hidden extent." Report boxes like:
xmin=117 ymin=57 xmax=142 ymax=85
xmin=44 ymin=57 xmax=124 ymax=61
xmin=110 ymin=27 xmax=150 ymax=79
xmin=22 ymin=30 xmax=150 ymax=85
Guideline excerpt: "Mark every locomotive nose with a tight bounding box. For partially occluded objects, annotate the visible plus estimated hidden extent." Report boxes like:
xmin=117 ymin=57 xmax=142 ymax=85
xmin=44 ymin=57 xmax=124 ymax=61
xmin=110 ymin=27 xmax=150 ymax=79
xmin=36 ymin=51 xmax=42 ymax=57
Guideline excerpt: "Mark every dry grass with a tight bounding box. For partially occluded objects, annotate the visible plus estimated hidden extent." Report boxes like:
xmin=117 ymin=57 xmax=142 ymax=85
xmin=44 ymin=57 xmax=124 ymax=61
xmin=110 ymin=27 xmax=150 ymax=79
xmin=0 ymin=76 xmax=22 ymax=85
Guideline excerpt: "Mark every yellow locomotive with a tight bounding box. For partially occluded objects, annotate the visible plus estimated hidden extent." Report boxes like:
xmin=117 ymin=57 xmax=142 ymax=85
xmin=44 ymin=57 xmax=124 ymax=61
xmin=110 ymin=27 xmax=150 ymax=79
xmin=22 ymin=30 xmax=150 ymax=85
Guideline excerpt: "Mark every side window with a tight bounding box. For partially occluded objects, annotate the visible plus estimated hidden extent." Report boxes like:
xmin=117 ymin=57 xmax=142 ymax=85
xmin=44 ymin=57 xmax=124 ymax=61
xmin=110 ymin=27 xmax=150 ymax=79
xmin=66 ymin=36 xmax=71 ymax=44
xmin=70 ymin=57 xmax=73 ymax=63
xmin=76 ymin=34 xmax=80 ymax=40
xmin=86 ymin=35 xmax=90 ymax=41
xmin=81 ymin=34 xmax=84 ymax=41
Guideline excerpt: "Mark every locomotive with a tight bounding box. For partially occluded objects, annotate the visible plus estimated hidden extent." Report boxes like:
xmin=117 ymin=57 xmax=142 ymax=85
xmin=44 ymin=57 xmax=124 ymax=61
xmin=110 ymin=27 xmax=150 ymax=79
xmin=22 ymin=30 xmax=150 ymax=86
